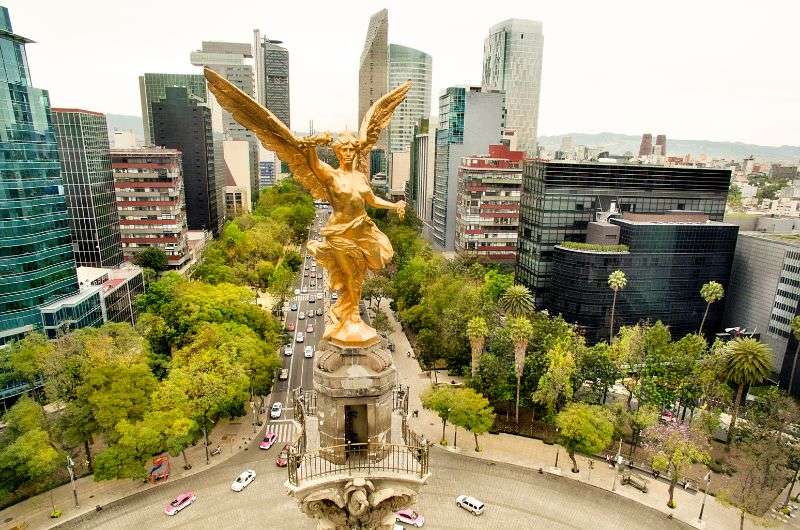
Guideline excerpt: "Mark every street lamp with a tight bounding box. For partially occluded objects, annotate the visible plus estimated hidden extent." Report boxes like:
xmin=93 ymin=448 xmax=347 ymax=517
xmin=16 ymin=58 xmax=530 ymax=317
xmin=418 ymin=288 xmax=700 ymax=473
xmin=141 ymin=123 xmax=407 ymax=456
xmin=66 ymin=455 xmax=78 ymax=508
xmin=251 ymin=402 xmax=257 ymax=434
xmin=698 ymin=471 xmax=712 ymax=522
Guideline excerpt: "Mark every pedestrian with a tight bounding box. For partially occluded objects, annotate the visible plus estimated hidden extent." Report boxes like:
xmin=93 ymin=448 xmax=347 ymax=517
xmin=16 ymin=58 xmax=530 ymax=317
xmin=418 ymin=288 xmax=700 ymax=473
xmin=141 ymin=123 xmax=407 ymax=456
xmin=412 ymin=409 xmax=419 ymax=418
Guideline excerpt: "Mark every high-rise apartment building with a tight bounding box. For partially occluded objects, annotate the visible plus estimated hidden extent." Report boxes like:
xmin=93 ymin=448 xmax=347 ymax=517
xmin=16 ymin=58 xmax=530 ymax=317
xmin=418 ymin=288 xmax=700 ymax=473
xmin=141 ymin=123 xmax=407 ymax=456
xmin=359 ymin=9 xmax=389 ymax=169
xmin=52 ymin=109 xmax=123 ymax=268
xmin=549 ymin=212 xmax=738 ymax=343
xmin=111 ymin=147 xmax=190 ymax=268
xmin=655 ymin=134 xmax=667 ymax=156
xmin=223 ymin=139 xmax=252 ymax=215
xmin=638 ymin=134 xmax=653 ymax=157
xmin=454 ymin=144 xmax=524 ymax=263
xmin=151 ymin=87 xmax=224 ymax=236
xmin=482 ymin=19 xmax=544 ymax=156
xmin=408 ymin=119 xmax=436 ymax=230
xmin=0 ymin=7 xmax=103 ymax=347
xmin=138 ymin=73 xmax=207 ymax=145
xmin=515 ymin=161 xmax=732 ymax=303
xmin=388 ymin=44 xmax=431 ymax=153
xmin=191 ymin=41 xmax=259 ymax=205
xmin=431 ymin=87 xmax=503 ymax=250
xmin=253 ymin=30 xmax=290 ymax=127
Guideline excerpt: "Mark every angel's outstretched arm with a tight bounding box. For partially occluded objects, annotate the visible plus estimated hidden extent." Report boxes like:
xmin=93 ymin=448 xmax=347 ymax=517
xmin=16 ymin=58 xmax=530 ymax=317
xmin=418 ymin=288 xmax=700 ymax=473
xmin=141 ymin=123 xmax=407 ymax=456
xmin=298 ymin=134 xmax=333 ymax=185
xmin=365 ymin=189 xmax=405 ymax=214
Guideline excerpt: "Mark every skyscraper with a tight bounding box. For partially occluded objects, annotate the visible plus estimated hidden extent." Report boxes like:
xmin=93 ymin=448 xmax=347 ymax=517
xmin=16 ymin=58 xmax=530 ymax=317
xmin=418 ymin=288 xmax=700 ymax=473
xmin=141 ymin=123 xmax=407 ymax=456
xmin=151 ymin=86 xmax=224 ymax=236
xmin=655 ymin=134 xmax=667 ymax=156
xmin=388 ymin=44 xmax=432 ymax=153
xmin=359 ymin=9 xmax=389 ymax=170
xmin=482 ymin=19 xmax=544 ymax=156
xmin=409 ymin=119 xmax=436 ymax=229
xmin=52 ymin=109 xmax=123 ymax=267
xmin=0 ymin=7 xmax=102 ymax=346
xmin=431 ymin=87 xmax=503 ymax=251
xmin=253 ymin=30 xmax=290 ymax=127
xmin=191 ymin=41 xmax=259 ymax=205
xmin=138 ymin=73 xmax=207 ymax=145
xmin=638 ymin=133 xmax=653 ymax=156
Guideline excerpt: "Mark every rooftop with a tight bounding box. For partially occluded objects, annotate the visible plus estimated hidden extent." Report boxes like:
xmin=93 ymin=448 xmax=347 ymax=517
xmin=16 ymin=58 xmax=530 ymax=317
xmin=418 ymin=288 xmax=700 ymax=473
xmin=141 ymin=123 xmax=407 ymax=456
xmin=740 ymin=231 xmax=800 ymax=247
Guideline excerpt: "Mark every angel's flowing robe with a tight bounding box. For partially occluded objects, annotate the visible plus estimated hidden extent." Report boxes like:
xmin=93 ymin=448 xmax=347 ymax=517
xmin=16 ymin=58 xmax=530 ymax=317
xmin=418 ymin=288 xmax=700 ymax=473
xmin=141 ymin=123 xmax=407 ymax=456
xmin=306 ymin=213 xmax=394 ymax=298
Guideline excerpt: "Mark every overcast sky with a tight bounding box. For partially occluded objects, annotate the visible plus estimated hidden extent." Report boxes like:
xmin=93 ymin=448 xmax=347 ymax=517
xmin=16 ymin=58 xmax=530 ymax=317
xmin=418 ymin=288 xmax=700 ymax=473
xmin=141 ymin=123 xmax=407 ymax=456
xmin=7 ymin=0 xmax=798 ymax=146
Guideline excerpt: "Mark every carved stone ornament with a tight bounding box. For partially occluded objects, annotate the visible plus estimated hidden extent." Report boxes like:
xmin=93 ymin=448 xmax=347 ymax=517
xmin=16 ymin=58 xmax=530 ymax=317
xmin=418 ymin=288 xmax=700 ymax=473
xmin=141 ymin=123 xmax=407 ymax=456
xmin=298 ymin=478 xmax=417 ymax=530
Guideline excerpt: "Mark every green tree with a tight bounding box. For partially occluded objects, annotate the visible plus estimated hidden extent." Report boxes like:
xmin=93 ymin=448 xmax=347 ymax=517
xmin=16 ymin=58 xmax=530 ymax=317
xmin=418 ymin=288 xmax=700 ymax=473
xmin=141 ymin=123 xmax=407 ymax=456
xmin=699 ymin=281 xmax=725 ymax=334
xmin=4 ymin=332 xmax=52 ymax=397
xmin=0 ymin=397 xmax=62 ymax=492
xmin=466 ymin=316 xmax=489 ymax=377
xmin=727 ymin=183 xmax=743 ymax=209
xmin=607 ymin=270 xmax=627 ymax=339
xmin=421 ymin=386 xmax=458 ymax=445
xmin=362 ymin=273 xmax=391 ymax=310
xmin=628 ymin=404 xmax=659 ymax=458
xmin=555 ymin=403 xmax=614 ymax=473
xmin=643 ymin=423 xmax=711 ymax=508
xmin=372 ymin=308 xmax=392 ymax=336
xmin=471 ymin=352 xmax=514 ymax=415
xmin=268 ymin=264 xmax=295 ymax=311
xmin=721 ymin=338 xmax=773 ymax=443
xmin=283 ymin=249 xmax=303 ymax=272
xmin=788 ymin=316 xmax=800 ymax=394
xmin=499 ymin=284 xmax=535 ymax=317
xmin=575 ymin=341 xmax=620 ymax=404
xmin=449 ymin=388 xmax=495 ymax=452
xmin=532 ymin=339 xmax=576 ymax=418
xmin=132 ymin=246 xmax=169 ymax=271
xmin=482 ymin=269 xmax=514 ymax=302
xmin=507 ymin=316 xmax=534 ymax=424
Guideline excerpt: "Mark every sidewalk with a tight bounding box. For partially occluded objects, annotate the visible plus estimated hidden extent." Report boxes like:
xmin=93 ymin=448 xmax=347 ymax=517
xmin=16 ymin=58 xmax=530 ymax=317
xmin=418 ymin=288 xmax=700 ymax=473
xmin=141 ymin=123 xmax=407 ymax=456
xmin=378 ymin=299 xmax=749 ymax=530
xmin=0 ymin=410 xmax=268 ymax=530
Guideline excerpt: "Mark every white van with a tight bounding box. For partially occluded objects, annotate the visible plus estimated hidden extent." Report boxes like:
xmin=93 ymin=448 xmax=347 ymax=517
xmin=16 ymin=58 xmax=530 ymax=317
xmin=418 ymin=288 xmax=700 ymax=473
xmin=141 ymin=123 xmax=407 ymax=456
xmin=456 ymin=495 xmax=484 ymax=516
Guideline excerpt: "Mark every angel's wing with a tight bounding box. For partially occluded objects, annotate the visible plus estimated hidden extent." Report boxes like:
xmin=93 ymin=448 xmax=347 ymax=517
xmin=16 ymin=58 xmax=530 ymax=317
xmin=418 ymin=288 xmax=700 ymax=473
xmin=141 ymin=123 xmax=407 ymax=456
xmin=203 ymin=67 xmax=331 ymax=202
xmin=355 ymin=81 xmax=411 ymax=175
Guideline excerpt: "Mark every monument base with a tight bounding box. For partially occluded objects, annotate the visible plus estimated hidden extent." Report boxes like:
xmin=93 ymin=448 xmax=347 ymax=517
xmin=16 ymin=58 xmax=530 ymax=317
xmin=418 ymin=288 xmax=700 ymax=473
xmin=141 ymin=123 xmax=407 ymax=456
xmin=289 ymin=475 xmax=423 ymax=530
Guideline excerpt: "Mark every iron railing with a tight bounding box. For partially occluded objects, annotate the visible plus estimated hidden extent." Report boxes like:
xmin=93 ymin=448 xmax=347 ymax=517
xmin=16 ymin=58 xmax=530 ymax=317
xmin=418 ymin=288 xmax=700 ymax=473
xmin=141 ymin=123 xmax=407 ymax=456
xmin=393 ymin=384 xmax=409 ymax=415
xmin=288 ymin=441 xmax=429 ymax=486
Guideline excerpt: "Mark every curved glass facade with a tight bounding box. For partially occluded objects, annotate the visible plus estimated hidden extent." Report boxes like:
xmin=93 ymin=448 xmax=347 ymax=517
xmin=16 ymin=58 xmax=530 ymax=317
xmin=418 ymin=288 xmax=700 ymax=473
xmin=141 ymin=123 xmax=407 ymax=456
xmin=0 ymin=8 xmax=81 ymax=343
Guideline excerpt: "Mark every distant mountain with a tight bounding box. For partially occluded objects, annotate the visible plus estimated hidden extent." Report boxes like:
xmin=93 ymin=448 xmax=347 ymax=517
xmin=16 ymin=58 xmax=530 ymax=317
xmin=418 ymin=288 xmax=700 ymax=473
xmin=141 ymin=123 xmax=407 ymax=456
xmin=538 ymin=132 xmax=800 ymax=163
xmin=106 ymin=114 xmax=144 ymax=142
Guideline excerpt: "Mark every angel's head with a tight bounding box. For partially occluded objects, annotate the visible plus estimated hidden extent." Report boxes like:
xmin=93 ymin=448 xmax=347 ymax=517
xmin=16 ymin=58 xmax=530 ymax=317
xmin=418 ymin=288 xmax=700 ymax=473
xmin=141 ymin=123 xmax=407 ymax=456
xmin=332 ymin=131 xmax=360 ymax=168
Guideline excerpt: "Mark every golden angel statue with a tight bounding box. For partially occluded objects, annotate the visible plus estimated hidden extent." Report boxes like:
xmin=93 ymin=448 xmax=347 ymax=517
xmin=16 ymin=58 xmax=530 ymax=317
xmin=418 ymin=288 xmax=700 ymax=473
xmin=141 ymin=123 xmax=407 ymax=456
xmin=204 ymin=67 xmax=409 ymax=348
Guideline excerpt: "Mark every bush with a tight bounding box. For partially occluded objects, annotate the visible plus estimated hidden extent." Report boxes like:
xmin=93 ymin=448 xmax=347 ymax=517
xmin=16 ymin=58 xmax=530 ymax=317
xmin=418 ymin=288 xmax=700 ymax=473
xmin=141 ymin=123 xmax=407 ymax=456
xmin=559 ymin=241 xmax=629 ymax=253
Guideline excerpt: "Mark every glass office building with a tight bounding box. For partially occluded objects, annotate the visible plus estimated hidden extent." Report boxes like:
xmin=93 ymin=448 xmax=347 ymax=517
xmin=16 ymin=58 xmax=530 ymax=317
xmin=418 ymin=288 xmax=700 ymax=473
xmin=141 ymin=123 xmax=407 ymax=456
xmin=548 ymin=213 xmax=738 ymax=343
xmin=516 ymin=160 xmax=731 ymax=303
xmin=0 ymin=7 xmax=89 ymax=345
xmin=52 ymin=109 xmax=123 ymax=267
xmin=138 ymin=73 xmax=207 ymax=145
xmin=388 ymin=44 xmax=431 ymax=153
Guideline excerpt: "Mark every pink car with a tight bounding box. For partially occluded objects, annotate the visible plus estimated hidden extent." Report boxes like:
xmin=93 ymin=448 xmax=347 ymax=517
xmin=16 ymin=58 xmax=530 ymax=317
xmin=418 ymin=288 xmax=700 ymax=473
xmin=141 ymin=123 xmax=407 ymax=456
xmin=396 ymin=509 xmax=425 ymax=527
xmin=259 ymin=431 xmax=278 ymax=450
xmin=164 ymin=491 xmax=196 ymax=516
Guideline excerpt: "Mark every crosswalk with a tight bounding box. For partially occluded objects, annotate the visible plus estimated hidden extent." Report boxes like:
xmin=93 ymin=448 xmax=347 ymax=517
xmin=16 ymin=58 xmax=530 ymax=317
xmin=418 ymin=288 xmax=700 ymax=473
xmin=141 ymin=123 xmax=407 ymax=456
xmin=265 ymin=421 xmax=295 ymax=443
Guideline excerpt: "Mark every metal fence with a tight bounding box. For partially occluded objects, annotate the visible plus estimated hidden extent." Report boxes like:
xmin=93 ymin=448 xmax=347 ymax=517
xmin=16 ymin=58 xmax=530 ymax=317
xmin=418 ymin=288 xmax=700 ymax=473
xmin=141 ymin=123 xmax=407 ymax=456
xmin=288 ymin=441 xmax=429 ymax=486
xmin=393 ymin=384 xmax=409 ymax=415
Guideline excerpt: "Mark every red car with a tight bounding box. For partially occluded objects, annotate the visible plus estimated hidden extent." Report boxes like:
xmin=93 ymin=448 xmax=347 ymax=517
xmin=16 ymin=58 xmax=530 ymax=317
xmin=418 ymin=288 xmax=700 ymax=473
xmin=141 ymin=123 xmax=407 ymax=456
xmin=286 ymin=322 xmax=296 ymax=332
xmin=276 ymin=444 xmax=290 ymax=467
xmin=164 ymin=491 xmax=196 ymax=516
xmin=259 ymin=431 xmax=277 ymax=450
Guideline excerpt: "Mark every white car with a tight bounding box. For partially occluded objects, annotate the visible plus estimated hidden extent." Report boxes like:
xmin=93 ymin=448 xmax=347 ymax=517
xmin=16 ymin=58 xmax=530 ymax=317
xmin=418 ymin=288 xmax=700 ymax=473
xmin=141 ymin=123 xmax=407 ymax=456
xmin=231 ymin=469 xmax=256 ymax=492
xmin=316 ymin=292 xmax=324 ymax=300
xmin=456 ymin=495 xmax=484 ymax=516
xmin=298 ymin=311 xmax=306 ymax=320
xmin=304 ymin=345 xmax=314 ymax=358
xmin=270 ymin=402 xmax=283 ymax=419
xmin=294 ymin=288 xmax=300 ymax=295
xmin=302 ymin=287 xmax=308 ymax=293
xmin=283 ymin=345 xmax=293 ymax=356
xmin=296 ymin=332 xmax=305 ymax=343
xmin=331 ymin=292 xmax=338 ymax=300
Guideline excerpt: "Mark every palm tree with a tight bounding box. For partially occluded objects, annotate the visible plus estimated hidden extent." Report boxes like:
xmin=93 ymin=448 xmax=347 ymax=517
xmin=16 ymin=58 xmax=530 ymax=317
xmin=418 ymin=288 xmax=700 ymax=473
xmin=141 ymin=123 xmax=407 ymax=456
xmin=607 ymin=270 xmax=627 ymax=340
xmin=499 ymin=285 xmax=535 ymax=317
xmin=507 ymin=316 xmax=534 ymax=424
xmin=466 ymin=316 xmax=489 ymax=377
xmin=699 ymin=281 xmax=725 ymax=334
xmin=788 ymin=316 xmax=800 ymax=394
xmin=722 ymin=338 xmax=773 ymax=443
